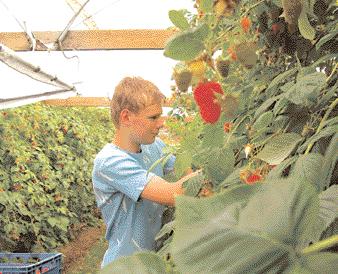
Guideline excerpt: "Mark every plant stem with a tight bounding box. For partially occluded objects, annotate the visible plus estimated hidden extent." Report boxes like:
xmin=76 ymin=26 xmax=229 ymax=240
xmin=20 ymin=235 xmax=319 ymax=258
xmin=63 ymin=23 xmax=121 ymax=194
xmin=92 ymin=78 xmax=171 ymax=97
xmin=244 ymin=0 xmax=266 ymax=16
xmin=305 ymin=97 xmax=338 ymax=154
xmin=301 ymin=235 xmax=338 ymax=255
xmin=326 ymin=62 xmax=337 ymax=84
xmin=225 ymin=114 xmax=250 ymax=145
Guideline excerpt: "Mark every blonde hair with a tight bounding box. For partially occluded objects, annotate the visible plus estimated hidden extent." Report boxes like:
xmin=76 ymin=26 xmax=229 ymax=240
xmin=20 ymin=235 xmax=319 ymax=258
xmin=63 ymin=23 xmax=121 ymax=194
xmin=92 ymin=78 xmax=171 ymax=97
xmin=110 ymin=77 xmax=165 ymax=127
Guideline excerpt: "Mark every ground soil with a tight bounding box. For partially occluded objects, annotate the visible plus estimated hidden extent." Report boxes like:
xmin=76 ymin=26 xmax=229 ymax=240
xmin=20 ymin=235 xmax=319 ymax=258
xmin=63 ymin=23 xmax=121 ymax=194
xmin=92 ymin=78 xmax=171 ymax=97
xmin=57 ymin=225 xmax=106 ymax=274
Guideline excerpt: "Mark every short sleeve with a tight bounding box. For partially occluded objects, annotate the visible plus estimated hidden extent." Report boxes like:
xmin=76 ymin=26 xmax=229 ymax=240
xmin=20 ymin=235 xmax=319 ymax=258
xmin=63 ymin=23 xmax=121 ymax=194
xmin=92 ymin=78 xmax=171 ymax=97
xmin=96 ymin=155 xmax=156 ymax=202
xmin=155 ymin=138 xmax=176 ymax=174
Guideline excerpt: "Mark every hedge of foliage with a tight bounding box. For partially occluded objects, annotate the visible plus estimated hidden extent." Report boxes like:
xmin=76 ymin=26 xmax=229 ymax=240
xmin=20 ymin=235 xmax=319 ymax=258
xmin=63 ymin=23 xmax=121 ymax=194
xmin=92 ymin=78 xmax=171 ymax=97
xmin=0 ymin=104 xmax=114 ymax=252
xmin=103 ymin=0 xmax=338 ymax=273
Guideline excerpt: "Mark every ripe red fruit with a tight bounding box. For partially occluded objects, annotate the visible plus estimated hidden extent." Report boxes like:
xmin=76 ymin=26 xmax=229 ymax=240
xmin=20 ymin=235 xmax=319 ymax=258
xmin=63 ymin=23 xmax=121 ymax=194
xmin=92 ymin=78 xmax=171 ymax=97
xmin=272 ymin=23 xmax=280 ymax=34
xmin=223 ymin=122 xmax=233 ymax=132
xmin=245 ymin=173 xmax=263 ymax=184
xmin=241 ymin=17 xmax=251 ymax=33
xmin=193 ymin=82 xmax=224 ymax=124
xmin=227 ymin=47 xmax=237 ymax=61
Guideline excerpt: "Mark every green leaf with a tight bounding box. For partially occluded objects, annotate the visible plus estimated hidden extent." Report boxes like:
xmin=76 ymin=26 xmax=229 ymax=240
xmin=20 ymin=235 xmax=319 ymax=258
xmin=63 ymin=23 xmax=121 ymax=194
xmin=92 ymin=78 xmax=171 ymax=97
xmin=256 ymin=133 xmax=302 ymax=165
xmin=164 ymin=33 xmax=204 ymax=61
xmin=218 ymin=167 xmax=242 ymax=188
xmin=174 ymin=151 xmax=192 ymax=177
xmin=298 ymin=126 xmax=338 ymax=153
xmin=283 ymin=72 xmax=326 ymax=106
xmin=182 ymin=172 xmax=204 ymax=196
xmin=175 ymin=184 xmax=259 ymax=227
xmin=172 ymin=180 xmax=321 ymax=273
xmin=199 ymin=0 xmax=213 ymax=13
xmin=252 ymin=111 xmax=274 ymax=130
xmin=203 ymin=147 xmax=235 ymax=184
xmin=238 ymin=178 xmax=319 ymax=249
xmin=298 ymin=8 xmax=316 ymax=40
xmin=164 ymin=24 xmax=209 ymax=61
xmin=320 ymin=133 xmax=338 ymax=189
xmin=155 ymin=221 xmax=174 ymax=241
xmin=201 ymin=123 xmax=224 ymax=148
xmin=265 ymin=67 xmax=298 ymax=94
xmin=168 ymin=10 xmax=190 ymax=31
xmin=290 ymin=153 xmax=324 ymax=192
xmin=100 ymin=252 xmax=167 ymax=274
xmin=254 ymin=94 xmax=283 ymax=118
xmin=192 ymin=23 xmax=209 ymax=40
xmin=47 ymin=217 xmax=58 ymax=227
xmin=173 ymin=226 xmax=291 ymax=274
xmin=316 ymin=29 xmax=338 ymax=50
xmin=290 ymin=253 xmax=338 ymax=273
xmin=319 ymin=185 xmax=338 ymax=231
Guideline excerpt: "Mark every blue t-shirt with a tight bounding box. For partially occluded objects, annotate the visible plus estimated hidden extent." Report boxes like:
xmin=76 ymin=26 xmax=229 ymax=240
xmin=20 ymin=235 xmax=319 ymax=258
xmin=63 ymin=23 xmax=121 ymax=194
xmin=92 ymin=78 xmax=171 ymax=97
xmin=92 ymin=138 xmax=175 ymax=268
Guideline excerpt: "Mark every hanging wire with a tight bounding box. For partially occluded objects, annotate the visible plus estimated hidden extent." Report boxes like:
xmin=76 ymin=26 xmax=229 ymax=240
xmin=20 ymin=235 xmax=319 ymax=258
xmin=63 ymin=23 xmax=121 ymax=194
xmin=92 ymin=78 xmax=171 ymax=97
xmin=0 ymin=0 xmax=36 ymax=50
xmin=72 ymin=0 xmax=122 ymax=28
xmin=0 ymin=0 xmax=26 ymax=31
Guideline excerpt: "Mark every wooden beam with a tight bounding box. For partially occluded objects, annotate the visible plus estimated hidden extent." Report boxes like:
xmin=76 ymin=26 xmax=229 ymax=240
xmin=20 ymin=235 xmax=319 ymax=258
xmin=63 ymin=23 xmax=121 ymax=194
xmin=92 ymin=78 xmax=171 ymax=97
xmin=43 ymin=96 xmax=172 ymax=107
xmin=43 ymin=97 xmax=110 ymax=107
xmin=0 ymin=29 xmax=177 ymax=51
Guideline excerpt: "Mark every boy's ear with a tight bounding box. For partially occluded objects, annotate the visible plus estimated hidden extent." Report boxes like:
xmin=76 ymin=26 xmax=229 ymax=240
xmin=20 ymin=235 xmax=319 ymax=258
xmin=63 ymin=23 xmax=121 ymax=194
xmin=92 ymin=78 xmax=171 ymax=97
xmin=119 ymin=109 xmax=133 ymax=126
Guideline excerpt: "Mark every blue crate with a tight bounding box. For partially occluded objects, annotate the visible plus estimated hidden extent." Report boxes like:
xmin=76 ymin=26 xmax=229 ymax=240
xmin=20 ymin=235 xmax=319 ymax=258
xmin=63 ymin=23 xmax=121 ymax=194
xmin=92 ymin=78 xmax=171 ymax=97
xmin=0 ymin=253 xmax=62 ymax=274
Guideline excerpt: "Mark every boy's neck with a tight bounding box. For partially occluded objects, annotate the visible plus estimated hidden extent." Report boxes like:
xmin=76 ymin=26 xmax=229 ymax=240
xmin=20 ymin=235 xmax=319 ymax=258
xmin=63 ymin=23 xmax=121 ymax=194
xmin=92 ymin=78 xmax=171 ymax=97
xmin=113 ymin=131 xmax=141 ymax=153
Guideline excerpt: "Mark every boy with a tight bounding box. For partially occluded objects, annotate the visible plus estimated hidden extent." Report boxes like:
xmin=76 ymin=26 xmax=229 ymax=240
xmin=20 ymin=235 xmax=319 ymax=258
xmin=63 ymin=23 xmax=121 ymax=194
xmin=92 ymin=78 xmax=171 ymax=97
xmin=92 ymin=77 xmax=199 ymax=268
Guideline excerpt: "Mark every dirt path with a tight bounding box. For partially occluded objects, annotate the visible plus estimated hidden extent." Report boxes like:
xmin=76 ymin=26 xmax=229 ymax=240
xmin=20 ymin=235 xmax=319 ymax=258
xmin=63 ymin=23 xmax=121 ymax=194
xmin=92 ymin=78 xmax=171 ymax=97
xmin=57 ymin=225 xmax=107 ymax=274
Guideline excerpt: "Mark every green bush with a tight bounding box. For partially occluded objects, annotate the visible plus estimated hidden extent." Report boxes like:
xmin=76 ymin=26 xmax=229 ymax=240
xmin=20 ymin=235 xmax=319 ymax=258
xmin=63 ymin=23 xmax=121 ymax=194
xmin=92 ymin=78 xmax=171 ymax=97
xmin=0 ymin=103 xmax=114 ymax=252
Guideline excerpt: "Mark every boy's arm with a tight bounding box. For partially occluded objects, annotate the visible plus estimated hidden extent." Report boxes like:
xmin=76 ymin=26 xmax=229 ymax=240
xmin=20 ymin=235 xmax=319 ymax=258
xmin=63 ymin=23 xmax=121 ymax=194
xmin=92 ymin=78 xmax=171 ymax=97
xmin=140 ymin=170 xmax=201 ymax=206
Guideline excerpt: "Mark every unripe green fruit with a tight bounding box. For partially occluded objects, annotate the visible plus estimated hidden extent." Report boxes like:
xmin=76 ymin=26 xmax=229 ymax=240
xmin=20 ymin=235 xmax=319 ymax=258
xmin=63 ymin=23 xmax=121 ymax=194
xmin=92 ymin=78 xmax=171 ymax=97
xmin=282 ymin=0 xmax=302 ymax=25
xmin=173 ymin=70 xmax=192 ymax=92
xmin=216 ymin=59 xmax=230 ymax=78
xmin=234 ymin=42 xmax=258 ymax=69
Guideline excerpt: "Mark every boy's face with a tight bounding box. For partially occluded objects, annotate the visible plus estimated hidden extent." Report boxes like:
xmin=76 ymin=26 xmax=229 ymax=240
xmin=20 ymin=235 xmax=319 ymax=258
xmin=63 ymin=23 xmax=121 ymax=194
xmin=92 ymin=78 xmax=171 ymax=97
xmin=130 ymin=103 xmax=164 ymax=145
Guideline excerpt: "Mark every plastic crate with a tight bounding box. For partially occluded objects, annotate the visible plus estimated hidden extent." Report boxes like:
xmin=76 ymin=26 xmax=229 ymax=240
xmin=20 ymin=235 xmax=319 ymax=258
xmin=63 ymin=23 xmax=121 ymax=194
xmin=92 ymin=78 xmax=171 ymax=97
xmin=0 ymin=253 xmax=62 ymax=274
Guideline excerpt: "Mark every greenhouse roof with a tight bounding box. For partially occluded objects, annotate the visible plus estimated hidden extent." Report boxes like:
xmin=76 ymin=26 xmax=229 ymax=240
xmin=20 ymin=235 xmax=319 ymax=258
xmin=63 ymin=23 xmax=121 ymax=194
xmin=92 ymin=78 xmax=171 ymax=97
xmin=0 ymin=0 xmax=193 ymax=109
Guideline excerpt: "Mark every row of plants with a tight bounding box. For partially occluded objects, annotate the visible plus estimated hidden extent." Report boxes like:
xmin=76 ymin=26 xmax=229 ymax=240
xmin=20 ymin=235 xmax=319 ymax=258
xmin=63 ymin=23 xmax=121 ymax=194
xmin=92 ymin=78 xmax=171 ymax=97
xmin=0 ymin=104 xmax=114 ymax=252
xmin=103 ymin=0 xmax=337 ymax=273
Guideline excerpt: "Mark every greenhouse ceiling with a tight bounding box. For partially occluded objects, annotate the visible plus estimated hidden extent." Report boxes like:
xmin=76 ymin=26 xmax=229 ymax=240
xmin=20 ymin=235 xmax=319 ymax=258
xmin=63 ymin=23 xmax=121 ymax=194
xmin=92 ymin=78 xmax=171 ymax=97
xmin=0 ymin=0 xmax=194 ymax=109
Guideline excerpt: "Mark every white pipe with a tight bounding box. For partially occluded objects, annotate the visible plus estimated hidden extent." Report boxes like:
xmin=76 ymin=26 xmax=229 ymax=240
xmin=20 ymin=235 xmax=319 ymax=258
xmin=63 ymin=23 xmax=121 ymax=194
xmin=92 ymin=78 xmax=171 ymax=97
xmin=0 ymin=43 xmax=76 ymax=90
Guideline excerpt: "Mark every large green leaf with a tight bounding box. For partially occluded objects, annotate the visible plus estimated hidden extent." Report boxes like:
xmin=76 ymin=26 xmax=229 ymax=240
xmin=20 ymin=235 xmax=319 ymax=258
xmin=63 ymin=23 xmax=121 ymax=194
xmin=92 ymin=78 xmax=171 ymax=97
xmin=168 ymin=10 xmax=190 ymax=31
xmin=173 ymin=226 xmax=292 ymax=274
xmin=164 ymin=24 xmax=209 ymax=61
xmin=298 ymin=8 xmax=316 ymax=40
xmin=254 ymin=94 xmax=283 ymax=118
xmin=266 ymin=156 xmax=297 ymax=179
xmin=203 ymin=147 xmax=235 ymax=184
xmin=256 ymin=133 xmax=302 ymax=165
xmin=283 ymin=72 xmax=326 ymax=106
xmin=265 ymin=67 xmax=297 ymax=94
xmin=316 ymin=29 xmax=338 ymax=50
xmin=172 ymin=179 xmax=322 ymax=273
xmin=298 ymin=125 xmax=337 ymax=153
xmin=182 ymin=172 xmax=205 ymax=196
xmin=289 ymin=253 xmax=338 ymax=273
xmin=290 ymin=153 xmax=324 ymax=192
xmin=238 ymin=179 xmax=320 ymax=249
xmin=99 ymin=252 xmax=167 ymax=274
xmin=175 ymin=184 xmax=259 ymax=227
xmin=201 ymin=123 xmax=225 ymax=148
xmin=320 ymin=133 xmax=338 ymax=189
xmin=252 ymin=111 xmax=273 ymax=131
xmin=319 ymin=185 xmax=338 ymax=230
xmin=199 ymin=0 xmax=213 ymax=13
xmin=164 ymin=32 xmax=204 ymax=61
xmin=174 ymin=151 xmax=193 ymax=177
